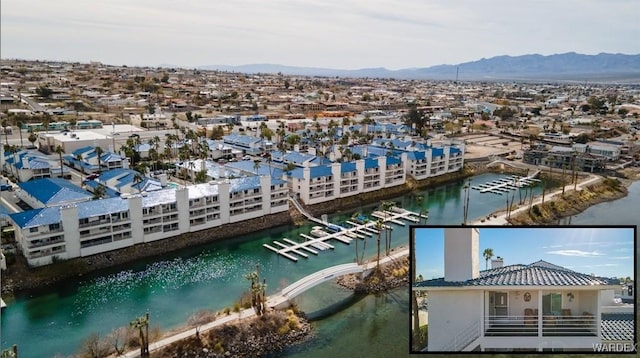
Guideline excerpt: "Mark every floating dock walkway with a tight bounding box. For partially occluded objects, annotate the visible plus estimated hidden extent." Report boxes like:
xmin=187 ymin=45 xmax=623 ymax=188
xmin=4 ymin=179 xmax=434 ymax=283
xmin=471 ymin=171 xmax=541 ymax=195
xmin=265 ymin=200 xmax=424 ymax=262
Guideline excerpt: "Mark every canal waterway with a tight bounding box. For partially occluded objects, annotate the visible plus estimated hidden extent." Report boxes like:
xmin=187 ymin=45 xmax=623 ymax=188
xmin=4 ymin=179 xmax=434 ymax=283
xmin=561 ymin=180 xmax=640 ymax=226
xmin=2 ymin=172 xmax=551 ymax=356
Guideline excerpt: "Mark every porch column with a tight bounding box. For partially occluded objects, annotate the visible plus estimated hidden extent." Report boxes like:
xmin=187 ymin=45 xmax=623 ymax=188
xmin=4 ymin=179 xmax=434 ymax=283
xmin=537 ymin=290 xmax=542 ymax=337
xmin=595 ymin=290 xmax=601 ymax=337
xmin=480 ymin=291 xmax=485 ymax=338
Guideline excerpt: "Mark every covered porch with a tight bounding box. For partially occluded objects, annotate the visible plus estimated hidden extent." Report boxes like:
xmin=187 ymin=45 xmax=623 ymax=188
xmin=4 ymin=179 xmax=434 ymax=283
xmin=483 ymin=289 xmax=599 ymax=337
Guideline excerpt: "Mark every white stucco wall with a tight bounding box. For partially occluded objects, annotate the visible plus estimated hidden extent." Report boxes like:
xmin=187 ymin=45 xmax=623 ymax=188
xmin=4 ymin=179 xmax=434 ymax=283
xmin=444 ymin=228 xmax=479 ymax=282
xmin=428 ymin=290 xmax=483 ymax=351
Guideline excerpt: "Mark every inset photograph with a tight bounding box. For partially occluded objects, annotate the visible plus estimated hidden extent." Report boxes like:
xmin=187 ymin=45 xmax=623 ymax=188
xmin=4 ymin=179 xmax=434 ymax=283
xmin=411 ymin=226 xmax=636 ymax=353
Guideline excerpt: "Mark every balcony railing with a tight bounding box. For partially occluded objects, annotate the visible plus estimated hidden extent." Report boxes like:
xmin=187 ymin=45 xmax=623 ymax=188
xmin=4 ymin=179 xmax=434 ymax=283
xmin=484 ymin=315 xmax=597 ymax=337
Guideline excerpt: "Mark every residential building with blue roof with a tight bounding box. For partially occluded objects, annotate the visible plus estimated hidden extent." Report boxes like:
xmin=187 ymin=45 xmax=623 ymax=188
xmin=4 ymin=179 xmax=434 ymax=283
xmin=9 ymin=174 xmax=288 ymax=267
xmin=413 ymin=228 xmax=627 ymax=352
xmin=16 ymin=178 xmax=93 ymax=208
xmin=63 ymin=146 xmax=127 ymax=174
xmin=286 ymin=153 xmax=407 ymax=205
xmin=2 ymin=149 xmax=62 ymax=182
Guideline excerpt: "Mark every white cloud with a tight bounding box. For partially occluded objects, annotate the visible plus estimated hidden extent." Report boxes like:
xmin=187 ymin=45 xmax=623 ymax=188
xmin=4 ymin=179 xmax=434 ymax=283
xmin=547 ymin=250 xmax=604 ymax=257
xmin=1 ymin=0 xmax=639 ymax=68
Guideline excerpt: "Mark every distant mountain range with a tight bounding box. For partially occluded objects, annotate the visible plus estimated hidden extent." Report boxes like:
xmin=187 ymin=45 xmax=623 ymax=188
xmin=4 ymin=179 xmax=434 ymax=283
xmin=197 ymin=52 xmax=640 ymax=82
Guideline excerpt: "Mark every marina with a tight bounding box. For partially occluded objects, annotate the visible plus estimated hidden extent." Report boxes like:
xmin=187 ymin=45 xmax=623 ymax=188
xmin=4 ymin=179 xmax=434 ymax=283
xmin=471 ymin=171 xmax=541 ymax=195
xmin=263 ymin=206 xmax=424 ymax=262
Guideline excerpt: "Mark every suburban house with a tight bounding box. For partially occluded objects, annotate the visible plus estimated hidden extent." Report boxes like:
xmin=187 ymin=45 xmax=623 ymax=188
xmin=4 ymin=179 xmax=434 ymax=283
xmin=414 ymin=228 xmax=632 ymax=352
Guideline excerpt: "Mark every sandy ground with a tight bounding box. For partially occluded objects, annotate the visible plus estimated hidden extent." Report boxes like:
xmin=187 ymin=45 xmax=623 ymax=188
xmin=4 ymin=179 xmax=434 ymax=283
xmin=460 ymin=134 xmax=523 ymax=159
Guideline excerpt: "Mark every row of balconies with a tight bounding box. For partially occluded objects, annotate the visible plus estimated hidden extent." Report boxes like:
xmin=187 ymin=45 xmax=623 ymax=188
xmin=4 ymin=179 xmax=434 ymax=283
xmin=27 ymin=244 xmax=65 ymax=259
xmin=27 ymin=235 xmax=64 ymax=249
xmin=162 ymin=223 xmax=179 ymax=232
xmin=270 ymin=200 xmax=288 ymax=207
xmin=78 ymin=218 xmax=111 ymax=229
xmin=80 ymin=235 xmax=113 ymax=249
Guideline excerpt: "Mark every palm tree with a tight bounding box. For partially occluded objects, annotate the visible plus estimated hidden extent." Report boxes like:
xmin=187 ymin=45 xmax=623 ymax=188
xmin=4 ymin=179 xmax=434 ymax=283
xmin=130 ymin=313 xmax=150 ymax=357
xmin=253 ymin=159 xmax=261 ymax=175
xmin=133 ymin=173 xmax=143 ymax=194
xmin=375 ymin=219 xmax=384 ymax=271
xmin=245 ymin=264 xmax=267 ymax=316
xmin=187 ymin=161 xmax=196 ymax=185
xmin=16 ymin=120 xmax=24 ymax=148
xmin=94 ymin=146 xmax=104 ymax=174
xmin=75 ymin=153 xmax=84 ymax=180
xmin=380 ymin=201 xmax=394 ymax=255
xmin=54 ymin=145 xmax=65 ymax=178
xmin=93 ymin=184 xmax=106 ymax=199
xmin=483 ymin=248 xmax=494 ymax=270
xmin=28 ymin=132 xmax=37 ymax=148
xmin=462 ymin=178 xmax=471 ymax=225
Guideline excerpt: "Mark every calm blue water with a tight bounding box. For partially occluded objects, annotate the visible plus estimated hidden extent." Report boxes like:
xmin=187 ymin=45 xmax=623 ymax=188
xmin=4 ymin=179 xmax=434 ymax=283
xmin=2 ymin=173 xmax=546 ymax=357
xmin=562 ymin=180 xmax=640 ymax=226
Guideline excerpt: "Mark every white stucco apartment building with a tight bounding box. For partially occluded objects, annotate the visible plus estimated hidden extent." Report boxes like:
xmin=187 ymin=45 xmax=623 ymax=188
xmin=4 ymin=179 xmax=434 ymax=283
xmin=414 ymin=228 xmax=632 ymax=352
xmin=9 ymin=175 xmax=288 ymax=266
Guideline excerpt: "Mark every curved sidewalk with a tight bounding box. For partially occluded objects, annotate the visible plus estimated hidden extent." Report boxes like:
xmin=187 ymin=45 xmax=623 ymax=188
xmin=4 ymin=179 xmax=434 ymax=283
xmin=473 ymin=174 xmax=602 ymax=226
xmin=122 ymin=247 xmax=409 ymax=357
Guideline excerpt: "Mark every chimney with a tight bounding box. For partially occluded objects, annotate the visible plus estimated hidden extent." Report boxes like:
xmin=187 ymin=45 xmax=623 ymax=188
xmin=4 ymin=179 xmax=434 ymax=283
xmin=491 ymin=256 xmax=504 ymax=269
xmin=159 ymin=173 xmax=167 ymax=187
xmin=444 ymin=228 xmax=479 ymax=282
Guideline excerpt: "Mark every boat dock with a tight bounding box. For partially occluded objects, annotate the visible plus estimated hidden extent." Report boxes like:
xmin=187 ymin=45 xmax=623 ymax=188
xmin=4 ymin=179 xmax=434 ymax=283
xmin=265 ymin=202 xmax=425 ymax=262
xmin=471 ymin=171 xmax=541 ymax=195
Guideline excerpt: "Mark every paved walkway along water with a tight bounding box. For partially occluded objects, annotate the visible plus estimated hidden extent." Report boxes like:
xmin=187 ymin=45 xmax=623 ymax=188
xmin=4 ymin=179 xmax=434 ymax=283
xmin=122 ymin=248 xmax=409 ymax=357
xmin=473 ymin=174 xmax=602 ymax=226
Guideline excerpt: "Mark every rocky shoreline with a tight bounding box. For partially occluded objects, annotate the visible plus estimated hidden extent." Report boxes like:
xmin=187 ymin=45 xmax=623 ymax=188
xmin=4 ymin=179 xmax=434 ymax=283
xmin=155 ymin=309 xmax=313 ymax=358
xmin=337 ymin=255 xmax=410 ymax=294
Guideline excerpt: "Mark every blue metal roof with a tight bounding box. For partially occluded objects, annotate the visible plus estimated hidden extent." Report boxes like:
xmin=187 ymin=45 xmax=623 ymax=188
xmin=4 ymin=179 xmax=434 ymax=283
xmin=18 ymin=178 xmax=93 ymax=206
xmin=142 ymin=188 xmax=178 ymax=207
xmin=10 ymin=207 xmax=61 ymax=228
xmin=309 ymin=165 xmax=332 ymax=179
xmin=284 ymin=151 xmax=315 ymax=165
xmin=340 ymin=161 xmax=357 ymax=173
xmin=364 ymin=158 xmax=379 ymax=169
xmin=288 ymin=167 xmax=305 ymax=179
xmin=414 ymin=261 xmax=618 ymax=288
xmin=77 ymin=197 xmax=129 ymax=219
xmin=228 ymin=176 xmax=261 ymax=193
xmin=83 ymin=180 xmax=120 ymax=198
xmin=71 ymin=146 xmax=94 ymax=156
xmin=187 ymin=183 xmax=220 ymax=199
xmin=407 ymin=151 xmax=426 ymax=161
xmin=386 ymin=156 xmax=402 ymax=165
xmin=432 ymin=147 xmax=444 ymax=157
xmin=100 ymin=152 xmax=124 ymax=163
xmin=223 ymin=134 xmax=261 ymax=147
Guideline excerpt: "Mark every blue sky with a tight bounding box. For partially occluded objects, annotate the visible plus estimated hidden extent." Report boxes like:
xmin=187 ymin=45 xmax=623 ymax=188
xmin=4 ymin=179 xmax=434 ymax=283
xmin=2 ymin=0 xmax=639 ymax=69
xmin=414 ymin=227 xmax=635 ymax=280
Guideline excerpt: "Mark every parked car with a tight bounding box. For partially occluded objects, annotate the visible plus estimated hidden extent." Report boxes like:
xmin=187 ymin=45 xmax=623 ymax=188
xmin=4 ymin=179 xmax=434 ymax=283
xmin=0 ymin=184 xmax=13 ymax=191
xmin=84 ymin=173 xmax=100 ymax=181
